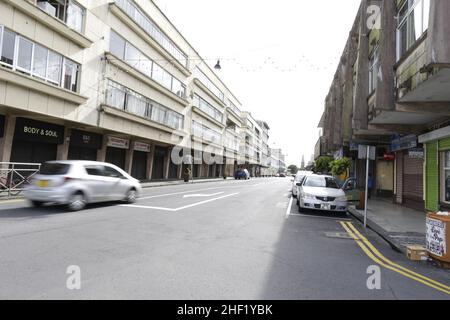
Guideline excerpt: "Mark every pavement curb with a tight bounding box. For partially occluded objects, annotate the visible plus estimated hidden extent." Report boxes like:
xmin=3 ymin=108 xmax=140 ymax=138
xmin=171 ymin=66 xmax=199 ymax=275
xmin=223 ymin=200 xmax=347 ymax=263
xmin=347 ymin=207 xmax=406 ymax=254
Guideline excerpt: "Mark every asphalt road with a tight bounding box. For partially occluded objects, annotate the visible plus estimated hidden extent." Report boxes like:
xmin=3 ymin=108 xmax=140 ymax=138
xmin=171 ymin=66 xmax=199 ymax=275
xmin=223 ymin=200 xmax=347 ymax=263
xmin=0 ymin=177 xmax=448 ymax=299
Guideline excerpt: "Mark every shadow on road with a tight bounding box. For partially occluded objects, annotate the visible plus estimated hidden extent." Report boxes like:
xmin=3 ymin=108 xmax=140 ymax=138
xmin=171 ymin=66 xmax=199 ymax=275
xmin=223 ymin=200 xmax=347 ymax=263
xmin=0 ymin=202 xmax=123 ymax=219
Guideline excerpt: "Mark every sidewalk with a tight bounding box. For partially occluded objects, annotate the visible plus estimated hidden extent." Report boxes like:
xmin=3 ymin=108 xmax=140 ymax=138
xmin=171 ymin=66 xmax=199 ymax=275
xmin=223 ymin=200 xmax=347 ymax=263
xmin=348 ymin=198 xmax=426 ymax=254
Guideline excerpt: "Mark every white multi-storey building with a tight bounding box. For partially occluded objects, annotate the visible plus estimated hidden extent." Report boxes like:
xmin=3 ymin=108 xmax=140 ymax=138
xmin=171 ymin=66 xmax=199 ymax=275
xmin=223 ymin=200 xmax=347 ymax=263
xmin=0 ymin=0 xmax=267 ymax=181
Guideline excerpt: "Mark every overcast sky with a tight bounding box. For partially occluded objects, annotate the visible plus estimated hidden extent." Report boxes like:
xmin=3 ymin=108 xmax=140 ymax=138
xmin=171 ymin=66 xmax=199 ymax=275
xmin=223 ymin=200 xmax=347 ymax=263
xmin=154 ymin=0 xmax=361 ymax=166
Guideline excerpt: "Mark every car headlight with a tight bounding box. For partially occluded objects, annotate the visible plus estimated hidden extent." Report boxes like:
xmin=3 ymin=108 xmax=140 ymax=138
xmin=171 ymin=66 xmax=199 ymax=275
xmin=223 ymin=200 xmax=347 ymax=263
xmin=336 ymin=196 xmax=348 ymax=202
xmin=302 ymin=193 xmax=316 ymax=200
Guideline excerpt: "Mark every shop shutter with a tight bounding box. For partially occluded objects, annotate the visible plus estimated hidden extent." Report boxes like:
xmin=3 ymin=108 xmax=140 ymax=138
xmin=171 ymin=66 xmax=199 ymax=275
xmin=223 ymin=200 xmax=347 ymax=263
xmin=439 ymin=137 xmax=450 ymax=151
xmin=426 ymin=142 xmax=439 ymax=212
xmin=403 ymin=155 xmax=423 ymax=199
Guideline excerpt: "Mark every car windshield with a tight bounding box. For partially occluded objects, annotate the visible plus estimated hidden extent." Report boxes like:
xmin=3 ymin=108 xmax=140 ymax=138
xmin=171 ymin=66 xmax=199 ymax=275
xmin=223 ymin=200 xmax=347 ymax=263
xmin=39 ymin=163 xmax=71 ymax=175
xmin=303 ymin=176 xmax=339 ymax=189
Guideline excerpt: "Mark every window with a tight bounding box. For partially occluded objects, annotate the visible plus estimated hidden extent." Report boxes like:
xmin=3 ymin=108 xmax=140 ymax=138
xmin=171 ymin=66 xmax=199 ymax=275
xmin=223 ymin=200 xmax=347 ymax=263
xmin=304 ymin=176 xmax=340 ymax=189
xmin=110 ymin=30 xmax=126 ymax=59
xmin=35 ymin=0 xmax=85 ymax=33
xmin=103 ymin=166 xmax=124 ymax=178
xmin=17 ymin=37 xmax=33 ymax=73
xmin=441 ymin=151 xmax=450 ymax=203
xmin=1 ymin=28 xmax=15 ymax=66
xmin=369 ymin=46 xmax=379 ymax=94
xmin=197 ymin=69 xmax=225 ymax=102
xmin=115 ymin=0 xmax=187 ymax=67
xmin=33 ymin=44 xmax=48 ymax=79
xmin=397 ymin=0 xmax=430 ymax=60
xmin=0 ymin=26 xmax=80 ymax=92
xmin=63 ymin=59 xmax=79 ymax=91
xmin=84 ymin=165 xmax=105 ymax=176
xmin=47 ymin=51 xmax=62 ymax=85
xmin=193 ymin=94 xmax=223 ymax=123
xmin=66 ymin=1 xmax=84 ymax=33
xmin=105 ymin=80 xmax=184 ymax=130
xmin=109 ymin=31 xmax=186 ymax=97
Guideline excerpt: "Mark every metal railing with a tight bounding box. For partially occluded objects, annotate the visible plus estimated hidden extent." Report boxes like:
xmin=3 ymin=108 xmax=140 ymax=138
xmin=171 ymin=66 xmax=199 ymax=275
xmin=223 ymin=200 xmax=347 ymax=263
xmin=0 ymin=162 xmax=41 ymax=198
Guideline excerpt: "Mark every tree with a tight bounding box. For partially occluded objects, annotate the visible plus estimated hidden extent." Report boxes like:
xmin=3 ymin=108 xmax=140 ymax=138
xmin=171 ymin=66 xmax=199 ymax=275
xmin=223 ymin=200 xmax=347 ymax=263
xmin=315 ymin=156 xmax=333 ymax=174
xmin=288 ymin=165 xmax=299 ymax=175
xmin=330 ymin=158 xmax=352 ymax=177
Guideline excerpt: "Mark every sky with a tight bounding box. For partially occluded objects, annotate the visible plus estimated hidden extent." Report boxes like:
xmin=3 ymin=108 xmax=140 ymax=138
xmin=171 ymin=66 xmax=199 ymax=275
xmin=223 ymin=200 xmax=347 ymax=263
xmin=154 ymin=0 xmax=361 ymax=166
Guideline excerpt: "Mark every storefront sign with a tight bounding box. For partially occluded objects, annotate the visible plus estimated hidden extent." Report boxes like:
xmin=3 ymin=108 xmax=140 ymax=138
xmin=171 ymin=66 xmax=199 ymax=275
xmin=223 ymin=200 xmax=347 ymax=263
xmin=133 ymin=141 xmax=151 ymax=153
xmin=14 ymin=117 xmax=64 ymax=144
xmin=390 ymin=135 xmax=418 ymax=152
xmin=408 ymin=148 xmax=424 ymax=159
xmin=70 ymin=129 xmax=102 ymax=149
xmin=426 ymin=217 xmax=446 ymax=257
xmin=0 ymin=115 xmax=5 ymax=138
xmin=383 ymin=153 xmax=395 ymax=161
xmin=107 ymin=136 xmax=129 ymax=149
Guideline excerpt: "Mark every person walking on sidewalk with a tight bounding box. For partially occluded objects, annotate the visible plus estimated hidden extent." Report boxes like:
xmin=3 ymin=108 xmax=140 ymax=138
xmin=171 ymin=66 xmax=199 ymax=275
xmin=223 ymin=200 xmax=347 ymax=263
xmin=368 ymin=173 xmax=374 ymax=199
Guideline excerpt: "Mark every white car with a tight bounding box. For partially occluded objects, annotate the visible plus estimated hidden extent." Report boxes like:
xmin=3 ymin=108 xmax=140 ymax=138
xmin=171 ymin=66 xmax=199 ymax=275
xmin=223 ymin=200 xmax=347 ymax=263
xmin=297 ymin=175 xmax=348 ymax=213
xmin=24 ymin=161 xmax=142 ymax=211
xmin=291 ymin=172 xmax=311 ymax=198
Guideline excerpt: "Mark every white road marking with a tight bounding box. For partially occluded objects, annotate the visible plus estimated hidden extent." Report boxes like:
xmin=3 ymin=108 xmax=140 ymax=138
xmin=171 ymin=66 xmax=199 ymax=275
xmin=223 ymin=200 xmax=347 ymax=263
xmin=285 ymin=196 xmax=294 ymax=219
xmin=183 ymin=192 xmax=224 ymax=198
xmin=122 ymin=193 xmax=239 ymax=212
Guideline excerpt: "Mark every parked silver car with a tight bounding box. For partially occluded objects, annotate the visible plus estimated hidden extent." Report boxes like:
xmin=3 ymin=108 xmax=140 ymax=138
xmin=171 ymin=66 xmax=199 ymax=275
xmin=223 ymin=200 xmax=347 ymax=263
xmin=297 ymin=175 xmax=348 ymax=213
xmin=24 ymin=161 xmax=142 ymax=211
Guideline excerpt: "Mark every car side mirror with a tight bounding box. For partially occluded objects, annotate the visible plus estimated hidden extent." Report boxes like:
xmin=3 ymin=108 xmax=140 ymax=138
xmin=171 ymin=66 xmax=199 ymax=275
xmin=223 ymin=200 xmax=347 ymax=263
xmin=296 ymin=183 xmax=302 ymax=186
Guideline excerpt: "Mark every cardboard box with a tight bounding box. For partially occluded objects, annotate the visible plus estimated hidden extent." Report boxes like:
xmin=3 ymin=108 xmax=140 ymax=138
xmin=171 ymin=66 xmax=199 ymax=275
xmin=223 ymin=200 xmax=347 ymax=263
xmin=406 ymin=245 xmax=429 ymax=261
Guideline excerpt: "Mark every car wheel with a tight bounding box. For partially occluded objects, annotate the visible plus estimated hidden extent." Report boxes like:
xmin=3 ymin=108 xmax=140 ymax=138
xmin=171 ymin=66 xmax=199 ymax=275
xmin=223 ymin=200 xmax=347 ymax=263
xmin=125 ymin=188 xmax=137 ymax=204
xmin=67 ymin=192 xmax=86 ymax=212
xmin=30 ymin=200 xmax=44 ymax=208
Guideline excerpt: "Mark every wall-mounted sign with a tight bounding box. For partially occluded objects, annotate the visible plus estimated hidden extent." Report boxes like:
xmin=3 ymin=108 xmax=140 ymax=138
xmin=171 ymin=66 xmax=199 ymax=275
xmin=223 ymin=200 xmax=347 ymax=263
xmin=391 ymin=135 xmax=418 ymax=152
xmin=133 ymin=141 xmax=151 ymax=153
xmin=408 ymin=148 xmax=424 ymax=159
xmin=14 ymin=117 xmax=64 ymax=144
xmin=426 ymin=217 xmax=446 ymax=257
xmin=383 ymin=153 xmax=395 ymax=161
xmin=358 ymin=145 xmax=376 ymax=160
xmin=0 ymin=115 xmax=5 ymax=138
xmin=70 ymin=129 xmax=102 ymax=149
xmin=107 ymin=136 xmax=129 ymax=149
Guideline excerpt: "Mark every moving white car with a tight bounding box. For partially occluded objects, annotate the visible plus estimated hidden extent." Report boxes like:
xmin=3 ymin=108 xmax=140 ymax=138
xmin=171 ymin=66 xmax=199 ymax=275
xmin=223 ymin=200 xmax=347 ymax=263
xmin=24 ymin=161 xmax=142 ymax=211
xmin=297 ymin=175 xmax=348 ymax=213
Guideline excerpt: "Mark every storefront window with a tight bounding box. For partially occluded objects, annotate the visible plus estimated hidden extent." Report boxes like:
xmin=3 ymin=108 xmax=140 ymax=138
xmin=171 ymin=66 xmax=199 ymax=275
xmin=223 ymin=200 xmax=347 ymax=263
xmin=441 ymin=151 xmax=450 ymax=203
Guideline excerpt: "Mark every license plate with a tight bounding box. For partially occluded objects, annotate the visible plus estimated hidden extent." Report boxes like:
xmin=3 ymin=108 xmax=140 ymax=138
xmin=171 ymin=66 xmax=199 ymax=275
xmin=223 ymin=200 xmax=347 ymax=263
xmin=322 ymin=204 xmax=331 ymax=210
xmin=37 ymin=180 xmax=49 ymax=188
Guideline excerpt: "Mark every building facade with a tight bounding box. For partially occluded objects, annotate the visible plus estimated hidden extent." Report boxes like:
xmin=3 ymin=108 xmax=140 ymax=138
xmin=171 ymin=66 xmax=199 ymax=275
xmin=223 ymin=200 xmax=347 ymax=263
xmin=318 ymin=0 xmax=450 ymax=213
xmin=0 ymin=0 xmax=267 ymax=181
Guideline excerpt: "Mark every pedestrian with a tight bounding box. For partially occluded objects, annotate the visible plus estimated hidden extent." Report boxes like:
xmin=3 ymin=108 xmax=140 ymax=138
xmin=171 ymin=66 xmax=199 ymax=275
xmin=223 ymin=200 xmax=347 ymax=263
xmin=183 ymin=167 xmax=191 ymax=183
xmin=368 ymin=173 xmax=374 ymax=199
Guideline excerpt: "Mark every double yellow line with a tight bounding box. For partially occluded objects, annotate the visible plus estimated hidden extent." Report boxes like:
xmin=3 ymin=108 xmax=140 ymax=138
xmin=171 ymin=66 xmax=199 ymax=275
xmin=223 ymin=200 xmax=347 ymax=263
xmin=340 ymin=221 xmax=450 ymax=296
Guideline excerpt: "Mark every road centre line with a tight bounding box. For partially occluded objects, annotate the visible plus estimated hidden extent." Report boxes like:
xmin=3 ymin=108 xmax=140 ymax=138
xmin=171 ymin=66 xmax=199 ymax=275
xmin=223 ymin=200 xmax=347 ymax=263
xmin=340 ymin=221 xmax=450 ymax=296
xmin=139 ymin=180 xmax=282 ymax=200
xmin=122 ymin=193 xmax=239 ymax=212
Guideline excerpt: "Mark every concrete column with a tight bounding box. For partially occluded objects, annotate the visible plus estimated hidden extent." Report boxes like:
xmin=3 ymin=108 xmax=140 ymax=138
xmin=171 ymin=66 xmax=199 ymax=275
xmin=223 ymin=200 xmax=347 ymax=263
xmin=353 ymin=0 xmax=369 ymax=131
xmin=177 ymin=163 xmax=182 ymax=179
xmin=375 ymin=0 xmax=396 ymax=111
xmin=56 ymin=128 xmax=71 ymax=160
xmin=163 ymin=147 xmax=170 ymax=180
xmin=0 ymin=115 xmax=16 ymax=163
xmin=124 ymin=145 xmax=134 ymax=175
xmin=97 ymin=135 xmax=108 ymax=162
xmin=146 ymin=144 xmax=155 ymax=180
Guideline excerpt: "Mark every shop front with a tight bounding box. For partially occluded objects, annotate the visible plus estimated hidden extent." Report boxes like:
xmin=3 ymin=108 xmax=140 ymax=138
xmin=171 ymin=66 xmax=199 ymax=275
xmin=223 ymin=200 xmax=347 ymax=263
xmin=105 ymin=136 xmax=130 ymax=170
xmin=391 ymin=135 xmax=425 ymax=211
xmin=419 ymin=127 xmax=450 ymax=212
xmin=68 ymin=129 xmax=103 ymax=161
xmin=10 ymin=117 xmax=64 ymax=164
xmin=151 ymin=146 xmax=167 ymax=180
xmin=131 ymin=141 xmax=151 ymax=180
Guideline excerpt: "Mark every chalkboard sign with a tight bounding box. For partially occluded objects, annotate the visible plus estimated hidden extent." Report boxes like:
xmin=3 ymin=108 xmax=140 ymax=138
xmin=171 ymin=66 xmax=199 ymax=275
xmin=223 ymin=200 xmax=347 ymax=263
xmin=426 ymin=217 xmax=446 ymax=257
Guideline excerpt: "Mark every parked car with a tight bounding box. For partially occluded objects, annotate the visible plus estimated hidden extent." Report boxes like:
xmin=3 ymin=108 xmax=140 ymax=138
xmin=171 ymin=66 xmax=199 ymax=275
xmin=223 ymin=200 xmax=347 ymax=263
xmin=234 ymin=169 xmax=250 ymax=180
xmin=296 ymin=175 xmax=348 ymax=213
xmin=279 ymin=173 xmax=286 ymax=178
xmin=291 ymin=172 xmax=310 ymax=198
xmin=24 ymin=161 xmax=142 ymax=211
